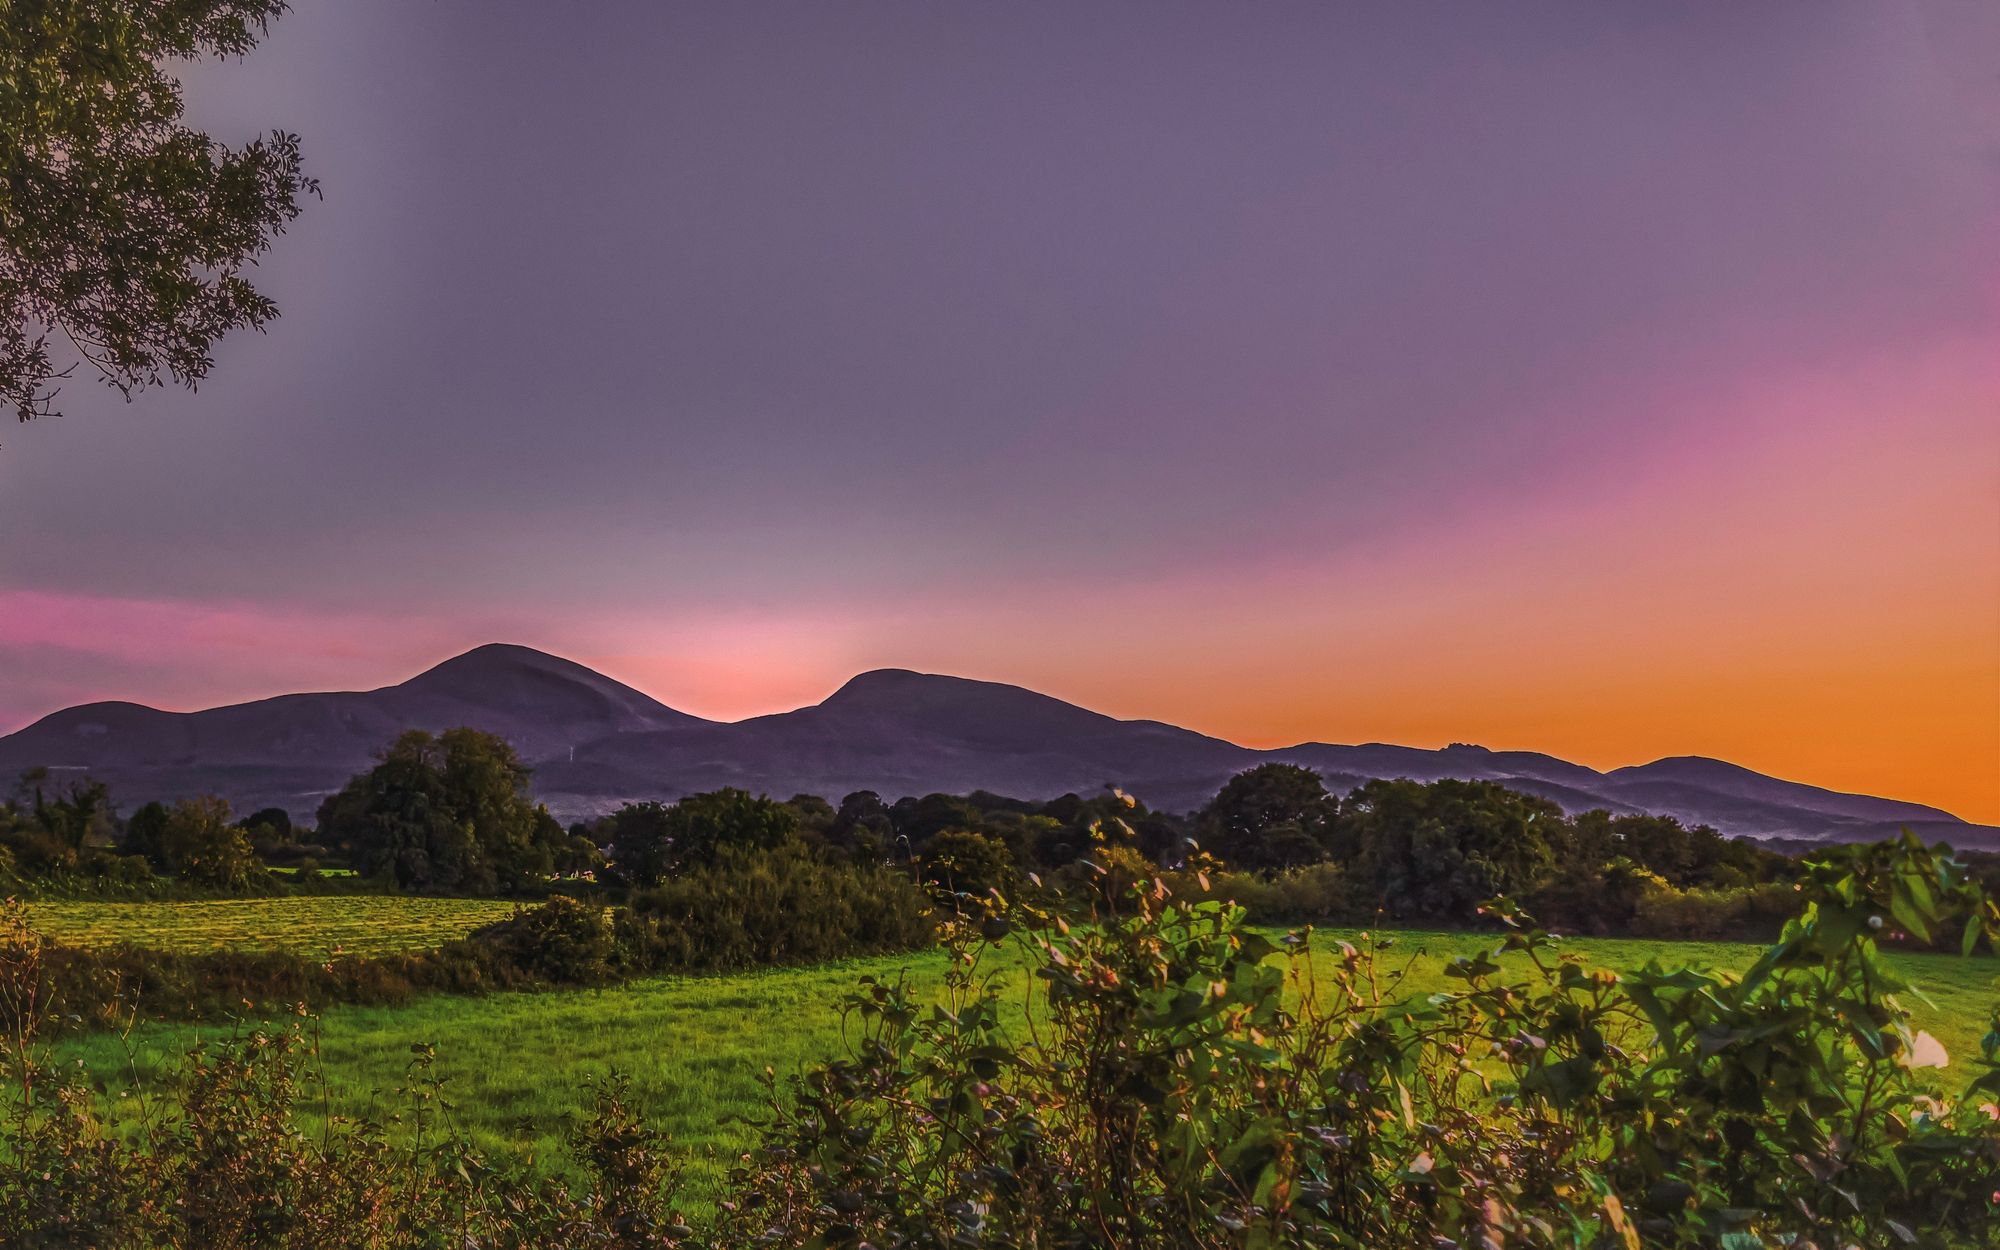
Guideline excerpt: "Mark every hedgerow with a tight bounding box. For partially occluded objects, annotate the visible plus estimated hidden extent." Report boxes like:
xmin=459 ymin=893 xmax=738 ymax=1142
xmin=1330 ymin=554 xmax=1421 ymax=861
xmin=3 ymin=852 xmax=938 ymax=1031
xmin=4 ymin=831 xmax=1995 ymax=1247
xmin=717 ymin=831 xmax=2000 ymax=1248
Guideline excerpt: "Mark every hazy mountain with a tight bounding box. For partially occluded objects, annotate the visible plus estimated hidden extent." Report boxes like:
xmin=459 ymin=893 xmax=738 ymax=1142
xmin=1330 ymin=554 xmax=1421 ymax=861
xmin=1602 ymin=756 xmax=1957 ymax=826
xmin=0 ymin=644 xmax=700 ymax=817
xmin=2 ymin=645 xmax=1992 ymax=848
xmin=536 ymin=668 xmax=1260 ymax=812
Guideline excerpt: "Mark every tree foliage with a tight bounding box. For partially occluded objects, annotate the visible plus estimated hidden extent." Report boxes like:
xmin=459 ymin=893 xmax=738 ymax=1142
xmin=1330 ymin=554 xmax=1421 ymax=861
xmin=721 ymin=833 xmax=2000 ymax=1249
xmin=0 ymin=0 xmax=315 ymax=422
xmin=156 ymin=794 xmax=261 ymax=890
xmin=1199 ymin=762 xmax=1338 ymax=869
xmin=602 ymin=789 xmax=799 ymax=888
xmin=315 ymin=729 xmax=563 ymax=895
xmin=0 ymin=769 xmax=119 ymax=879
xmin=1344 ymin=777 xmax=1565 ymax=918
xmin=918 ymin=828 xmax=1014 ymax=908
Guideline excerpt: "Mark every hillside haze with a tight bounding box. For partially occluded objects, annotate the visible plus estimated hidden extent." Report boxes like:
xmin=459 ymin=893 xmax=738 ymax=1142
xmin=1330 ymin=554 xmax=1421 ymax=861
xmin=0 ymin=645 xmax=1988 ymax=847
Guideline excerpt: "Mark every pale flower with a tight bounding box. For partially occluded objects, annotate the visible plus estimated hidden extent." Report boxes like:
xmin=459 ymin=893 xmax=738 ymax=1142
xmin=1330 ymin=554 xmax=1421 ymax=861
xmin=1902 ymin=1030 xmax=1949 ymax=1070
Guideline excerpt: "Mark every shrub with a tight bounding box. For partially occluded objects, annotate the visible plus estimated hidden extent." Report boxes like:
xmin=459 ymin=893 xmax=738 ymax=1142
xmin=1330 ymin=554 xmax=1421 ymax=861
xmin=1630 ymin=877 xmax=1801 ymax=941
xmin=3 ymin=834 xmax=1996 ymax=1247
xmin=721 ymin=835 xmax=2000 ymax=1248
xmin=477 ymin=895 xmax=623 ymax=985
xmin=158 ymin=796 xmax=267 ymax=891
xmin=626 ymin=845 xmax=934 ymax=972
xmin=1182 ymin=861 xmax=1358 ymax=923
xmin=0 ymin=1015 xmax=701 ymax=1248
xmin=918 ymin=829 xmax=1015 ymax=910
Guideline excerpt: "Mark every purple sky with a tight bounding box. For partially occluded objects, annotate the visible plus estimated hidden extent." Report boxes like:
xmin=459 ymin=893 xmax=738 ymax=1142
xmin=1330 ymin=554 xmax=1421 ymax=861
xmin=3 ymin=2 xmax=1996 ymax=818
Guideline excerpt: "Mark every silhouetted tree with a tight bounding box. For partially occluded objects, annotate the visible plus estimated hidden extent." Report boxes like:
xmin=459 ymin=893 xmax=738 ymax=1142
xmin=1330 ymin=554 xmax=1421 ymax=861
xmin=1199 ymin=764 xmax=1337 ymax=870
xmin=122 ymin=800 xmax=172 ymax=867
xmin=892 ymin=794 xmax=985 ymax=845
xmin=825 ymin=790 xmax=893 ymax=859
xmin=316 ymin=729 xmax=560 ymax=894
xmin=158 ymin=795 xmax=261 ymax=890
xmin=0 ymin=769 xmax=112 ymax=872
xmin=787 ymin=794 xmax=836 ymax=832
xmin=1342 ymin=778 xmax=1563 ymax=919
xmin=18 ymin=769 xmax=114 ymax=850
xmin=605 ymin=790 xmax=800 ymax=887
xmin=920 ymin=829 xmax=1015 ymax=909
xmin=236 ymin=806 xmax=294 ymax=840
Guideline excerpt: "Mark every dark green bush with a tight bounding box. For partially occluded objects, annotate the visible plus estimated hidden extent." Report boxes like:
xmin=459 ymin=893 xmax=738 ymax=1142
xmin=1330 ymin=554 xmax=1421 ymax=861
xmin=918 ymin=829 xmax=1015 ymax=910
xmin=1628 ymin=875 xmax=1801 ymax=940
xmin=1178 ymin=861 xmax=1358 ymax=923
xmin=315 ymin=728 xmax=565 ymax=895
xmin=625 ymin=845 xmax=934 ymax=972
xmin=3 ymin=834 xmax=1996 ymax=1247
xmin=0 ymin=982 xmax=699 ymax=1247
xmin=478 ymin=893 xmax=624 ymax=985
xmin=603 ymin=790 xmax=801 ymax=887
xmin=5 ymin=848 xmax=937 ymax=1030
xmin=719 ymin=834 xmax=2000 ymax=1249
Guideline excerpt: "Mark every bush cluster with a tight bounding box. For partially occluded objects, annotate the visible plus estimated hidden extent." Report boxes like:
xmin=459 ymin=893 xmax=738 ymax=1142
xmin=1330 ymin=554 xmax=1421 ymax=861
xmin=1 ymin=1018 xmax=697 ymax=1248
xmin=5 ymin=834 xmax=1996 ymax=1248
xmin=4 ymin=848 xmax=938 ymax=1032
xmin=1626 ymin=876 xmax=1802 ymax=941
xmin=712 ymin=834 xmax=2000 ymax=1249
xmin=623 ymin=845 xmax=935 ymax=973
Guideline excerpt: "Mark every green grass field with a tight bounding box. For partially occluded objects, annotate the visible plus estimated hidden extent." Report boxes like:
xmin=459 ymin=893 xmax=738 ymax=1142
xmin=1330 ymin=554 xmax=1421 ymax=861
xmin=22 ymin=895 xmax=519 ymax=957
xmin=52 ymin=926 xmax=1998 ymax=1206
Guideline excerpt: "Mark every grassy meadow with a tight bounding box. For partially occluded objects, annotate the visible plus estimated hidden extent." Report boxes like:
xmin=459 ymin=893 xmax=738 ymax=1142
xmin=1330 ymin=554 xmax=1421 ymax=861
xmin=22 ymin=895 xmax=519 ymax=957
xmin=48 ymin=920 xmax=1999 ymax=1206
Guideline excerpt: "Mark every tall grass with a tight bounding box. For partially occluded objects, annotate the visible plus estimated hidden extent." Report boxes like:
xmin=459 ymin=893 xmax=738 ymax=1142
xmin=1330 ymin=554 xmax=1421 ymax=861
xmin=22 ymin=895 xmax=518 ymax=957
xmin=51 ymin=928 xmax=1997 ymax=1207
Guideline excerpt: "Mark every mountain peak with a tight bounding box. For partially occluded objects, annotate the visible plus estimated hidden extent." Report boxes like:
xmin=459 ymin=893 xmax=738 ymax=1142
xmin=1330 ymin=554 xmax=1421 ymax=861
xmin=1608 ymin=755 xmax=1963 ymax=827
xmin=832 ymin=666 xmax=931 ymax=690
xmin=395 ymin=643 xmax=700 ymax=728
xmin=824 ymin=668 xmax=985 ymax=704
xmin=1611 ymin=756 xmax=1771 ymax=784
xmin=822 ymin=668 xmax=1080 ymax=713
xmin=401 ymin=642 xmax=576 ymax=684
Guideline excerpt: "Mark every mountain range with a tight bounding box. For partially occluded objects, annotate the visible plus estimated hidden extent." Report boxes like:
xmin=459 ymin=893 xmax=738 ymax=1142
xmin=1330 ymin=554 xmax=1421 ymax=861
xmin=2 ymin=643 xmax=1992 ymax=848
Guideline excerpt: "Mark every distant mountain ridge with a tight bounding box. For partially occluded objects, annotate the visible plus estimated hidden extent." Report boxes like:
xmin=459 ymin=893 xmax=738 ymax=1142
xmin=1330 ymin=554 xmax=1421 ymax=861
xmin=1 ymin=644 xmax=1990 ymax=849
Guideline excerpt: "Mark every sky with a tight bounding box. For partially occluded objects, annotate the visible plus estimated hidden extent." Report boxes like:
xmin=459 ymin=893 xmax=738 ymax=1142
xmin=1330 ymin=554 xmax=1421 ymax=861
xmin=2 ymin=2 xmax=1996 ymax=821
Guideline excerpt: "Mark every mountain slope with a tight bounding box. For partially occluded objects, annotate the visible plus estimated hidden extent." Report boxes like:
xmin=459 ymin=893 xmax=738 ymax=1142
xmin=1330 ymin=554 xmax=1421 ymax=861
xmin=1 ymin=647 xmax=1990 ymax=848
xmin=0 ymin=644 xmax=701 ymax=816
xmin=536 ymin=669 xmax=1260 ymax=812
xmin=1604 ymin=756 xmax=1958 ymax=826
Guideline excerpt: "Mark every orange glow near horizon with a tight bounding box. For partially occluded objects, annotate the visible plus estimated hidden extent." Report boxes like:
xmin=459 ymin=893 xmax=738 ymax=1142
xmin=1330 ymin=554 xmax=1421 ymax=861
xmin=3 ymin=353 xmax=1993 ymax=824
xmin=832 ymin=348 xmax=2000 ymax=824
xmin=573 ymin=387 xmax=1986 ymax=826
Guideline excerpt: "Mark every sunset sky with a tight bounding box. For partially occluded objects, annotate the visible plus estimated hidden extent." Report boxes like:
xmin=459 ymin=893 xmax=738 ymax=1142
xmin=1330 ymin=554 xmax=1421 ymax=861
xmin=1 ymin=2 xmax=1995 ymax=821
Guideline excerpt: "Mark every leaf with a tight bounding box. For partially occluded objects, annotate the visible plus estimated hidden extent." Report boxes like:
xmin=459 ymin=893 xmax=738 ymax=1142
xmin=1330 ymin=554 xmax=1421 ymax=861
xmin=1889 ymin=886 xmax=1932 ymax=945
xmin=1601 ymin=1192 xmax=1640 ymax=1250
xmin=1521 ymin=1056 xmax=1597 ymax=1108
xmin=1218 ymin=1120 xmax=1283 ymax=1182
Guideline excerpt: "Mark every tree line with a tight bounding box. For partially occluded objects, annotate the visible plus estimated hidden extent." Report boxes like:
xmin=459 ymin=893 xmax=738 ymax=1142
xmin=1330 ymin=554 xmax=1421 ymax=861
xmin=6 ymin=828 xmax=1997 ymax=1248
xmin=5 ymin=731 xmax=1994 ymax=947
